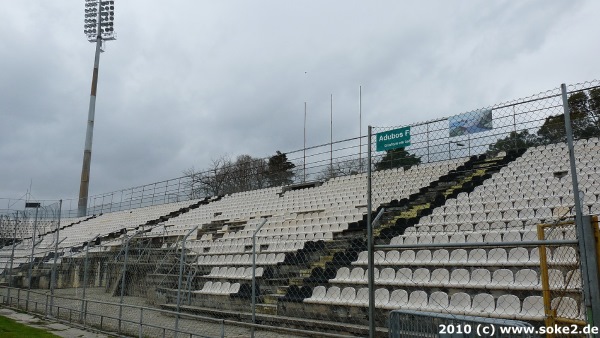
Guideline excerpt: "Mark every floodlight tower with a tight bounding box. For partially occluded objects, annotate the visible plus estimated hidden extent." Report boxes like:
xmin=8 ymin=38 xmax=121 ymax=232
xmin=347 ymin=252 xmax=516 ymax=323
xmin=78 ymin=0 xmax=116 ymax=217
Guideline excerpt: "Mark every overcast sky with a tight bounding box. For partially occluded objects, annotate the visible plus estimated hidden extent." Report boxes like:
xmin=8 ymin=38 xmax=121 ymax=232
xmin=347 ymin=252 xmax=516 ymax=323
xmin=1 ymin=0 xmax=599 ymax=208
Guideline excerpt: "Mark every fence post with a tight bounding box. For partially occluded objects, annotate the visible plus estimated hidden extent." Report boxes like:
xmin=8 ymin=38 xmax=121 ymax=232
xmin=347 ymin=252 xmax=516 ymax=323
xmin=7 ymin=212 xmax=19 ymax=306
xmin=563 ymin=83 xmax=600 ymax=329
xmin=119 ymin=231 xmax=140 ymax=334
xmin=367 ymin=125 xmax=374 ymax=338
xmin=174 ymin=226 xmax=198 ymax=338
xmin=251 ymin=218 xmax=268 ymax=338
xmin=50 ymin=200 xmax=63 ymax=317
xmin=80 ymin=234 xmax=98 ymax=322
xmin=26 ymin=204 xmax=40 ymax=311
xmin=139 ymin=307 xmax=144 ymax=338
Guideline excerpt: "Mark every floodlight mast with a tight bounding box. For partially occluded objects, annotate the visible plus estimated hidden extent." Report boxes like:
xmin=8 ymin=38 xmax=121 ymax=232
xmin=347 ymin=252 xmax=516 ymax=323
xmin=78 ymin=0 xmax=116 ymax=217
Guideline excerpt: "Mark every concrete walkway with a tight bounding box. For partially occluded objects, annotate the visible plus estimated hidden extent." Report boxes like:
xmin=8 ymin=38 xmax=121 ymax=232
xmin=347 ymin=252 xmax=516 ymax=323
xmin=0 ymin=307 xmax=113 ymax=338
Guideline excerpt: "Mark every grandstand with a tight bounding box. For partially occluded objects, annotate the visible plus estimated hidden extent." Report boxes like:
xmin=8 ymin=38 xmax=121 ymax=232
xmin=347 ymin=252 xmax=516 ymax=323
xmin=1 ymin=84 xmax=599 ymax=337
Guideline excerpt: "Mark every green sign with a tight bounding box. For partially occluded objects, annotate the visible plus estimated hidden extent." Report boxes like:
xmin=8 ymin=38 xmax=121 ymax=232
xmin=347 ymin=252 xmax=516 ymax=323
xmin=376 ymin=126 xmax=411 ymax=151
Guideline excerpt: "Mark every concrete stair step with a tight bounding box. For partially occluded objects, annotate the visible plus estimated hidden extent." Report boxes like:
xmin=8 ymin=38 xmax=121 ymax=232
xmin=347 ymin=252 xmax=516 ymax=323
xmin=255 ymin=304 xmax=278 ymax=315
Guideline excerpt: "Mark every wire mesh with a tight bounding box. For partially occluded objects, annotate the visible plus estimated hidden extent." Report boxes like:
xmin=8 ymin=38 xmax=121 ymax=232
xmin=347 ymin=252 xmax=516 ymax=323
xmin=0 ymin=80 xmax=599 ymax=337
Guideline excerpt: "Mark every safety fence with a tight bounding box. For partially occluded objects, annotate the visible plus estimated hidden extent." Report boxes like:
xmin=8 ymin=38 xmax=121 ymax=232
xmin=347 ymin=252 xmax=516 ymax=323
xmin=0 ymin=81 xmax=599 ymax=337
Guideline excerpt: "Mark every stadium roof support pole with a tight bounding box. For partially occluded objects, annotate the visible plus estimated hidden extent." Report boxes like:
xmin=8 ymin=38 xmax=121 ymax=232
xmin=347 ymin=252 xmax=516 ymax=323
xmin=78 ymin=21 xmax=103 ymax=218
xmin=562 ymin=83 xmax=600 ymax=329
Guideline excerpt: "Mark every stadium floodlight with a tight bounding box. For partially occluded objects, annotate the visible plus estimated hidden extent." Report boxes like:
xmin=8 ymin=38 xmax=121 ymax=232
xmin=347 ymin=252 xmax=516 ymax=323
xmin=78 ymin=0 xmax=117 ymax=217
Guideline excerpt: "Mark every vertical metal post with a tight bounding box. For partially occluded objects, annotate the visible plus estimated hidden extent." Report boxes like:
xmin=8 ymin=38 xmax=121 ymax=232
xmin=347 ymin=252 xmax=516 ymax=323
xmin=119 ymin=231 xmax=139 ymax=333
xmin=251 ymin=218 xmax=268 ymax=338
xmin=562 ymin=83 xmax=600 ymax=328
xmin=304 ymin=101 xmax=307 ymax=182
xmin=7 ymin=212 xmax=19 ymax=305
xmin=50 ymin=200 xmax=63 ymax=317
xmin=77 ymin=29 xmax=102 ymax=217
xmin=27 ymin=205 xmax=39 ymax=310
xmin=139 ymin=307 xmax=144 ymax=338
xmin=359 ymin=86 xmax=362 ymax=173
xmin=80 ymin=234 xmax=98 ymax=322
xmin=512 ymin=105 xmax=518 ymax=148
xmin=468 ymin=135 xmax=471 ymax=157
xmin=330 ymin=93 xmax=333 ymax=174
xmin=426 ymin=123 xmax=430 ymax=162
xmin=367 ymin=126 xmax=375 ymax=338
xmin=174 ymin=226 xmax=198 ymax=338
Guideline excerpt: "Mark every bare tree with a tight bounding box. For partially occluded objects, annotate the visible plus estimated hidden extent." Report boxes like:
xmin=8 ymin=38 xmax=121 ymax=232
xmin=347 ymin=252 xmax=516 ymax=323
xmin=316 ymin=157 xmax=366 ymax=181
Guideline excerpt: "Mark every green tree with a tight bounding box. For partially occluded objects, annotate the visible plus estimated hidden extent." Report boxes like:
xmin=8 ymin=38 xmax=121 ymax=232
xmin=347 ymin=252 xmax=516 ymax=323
xmin=487 ymin=130 xmax=538 ymax=155
xmin=374 ymin=148 xmax=421 ymax=171
xmin=537 ymin=91 xmax=600 ymax=144
xmin=267 ymin=151 xmax=296 ymax=187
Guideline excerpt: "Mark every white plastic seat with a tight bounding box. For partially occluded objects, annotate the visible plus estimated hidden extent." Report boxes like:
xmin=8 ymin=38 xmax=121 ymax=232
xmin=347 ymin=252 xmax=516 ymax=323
xmin=496 ymin=294 xmax=521 ymax=318
xmin=384 ymin=289 xmax=408 ymax=309
xmin=508 ymin=247 xmax=529 ymax=264
xmin=468 ymin=249 xmax=487 ymax=264
xmin=551 ymin=296 xmax=582 ymax=320
xmin=514 ymin=269 xmax=539 ymax=288
xmin=229 ymin=282 xmax=241 ymax=294
xmin=331 ymin=267 xmax=350 ymax=283
xmin=352 ymin=287 xmax=369 ymax=306
xmin=521 ymin=230 xmax=538 ymax=241
xmin=488 ymin=248 xmax=508 ymax=265
xmin=395 ymin=268 xmax=412 ymax=285
xmin=374 ymin=250 xmax=386 ymax=264
xmin=418 ymin=235 xmax=433 ymax=244
xmin=470 ymin=269 xmax=491 ymax=286
xmin=502 ymin=231 xmax=521 ymax=242
xmin=199 ymin=281 xmax=213 ymax=293
xmin=385 ymin=250 xmax=400 ymax=264
xmin=551 ymin=246 xmax=577 ymax=264
xmin=348 ymin=267 xmax=365 ymax=283
xmin=449 ymin=292 xmax=471 ymax=315
xmin=406 ymin=290 xmax=428 ymax=310
xmin=433 ymin=234 xmax=449 ymax=244
xmin=338 ymin=287 xmax=356 ymax=305
xmin=484 ymin=232 xmax=502 ymax=243
xmin=430 ymin=268 xmax=449 ymax=286
xmin=470 ymin=293 xmax=495 ymax=315
xmin=322 ymin=286 xmax=341 ymax=304
xmin=520 ymin=296 xmax=544 ymax=320
xmin=415 ymin=250 xmax=432 ymax=264
xmin=466 ymin=233 xmax=484 ymax=242
xmin=449 ymin=268 xmax=470 ymax=286
xmin=548 ymin=269 xmax=565 ymax=288
xmin=374 ymin=288 xmax=390 ymax=308
xmin=400 ymin=250 xmax=415 ymax=264
xmin=209 ymin=282 xmax=222 ymax=295
xmin=305 ymin=286 xmax=327 ymax=303
xmin=492 ymin=269 xmax=514 ymax=287
xmin=449 ymin=249 xmax=468 ymax=264
xmin=432 ymin=249 xmax=449 ymax=264
xmin=412 ymin=268 xmax=430 ymax=286
xmin=427 ymin=291 xmax=449 ymax=311
xmin=353 ymin=251 xmax=368 ymax=265
xmin=378 ymin=268 xmax=396 ymax=284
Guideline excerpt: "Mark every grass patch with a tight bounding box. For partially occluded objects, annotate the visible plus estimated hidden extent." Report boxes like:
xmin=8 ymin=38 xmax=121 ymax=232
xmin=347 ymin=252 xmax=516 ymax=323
xmin=0 ymin=315 xmax=60 ymax=337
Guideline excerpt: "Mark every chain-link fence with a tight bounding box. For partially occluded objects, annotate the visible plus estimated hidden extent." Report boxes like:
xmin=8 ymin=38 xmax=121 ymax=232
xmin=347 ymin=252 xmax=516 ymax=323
xmin=1 ymin=81 xmax=600 ymax=337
